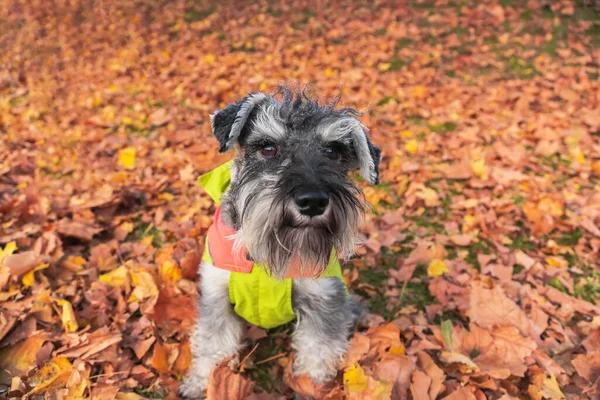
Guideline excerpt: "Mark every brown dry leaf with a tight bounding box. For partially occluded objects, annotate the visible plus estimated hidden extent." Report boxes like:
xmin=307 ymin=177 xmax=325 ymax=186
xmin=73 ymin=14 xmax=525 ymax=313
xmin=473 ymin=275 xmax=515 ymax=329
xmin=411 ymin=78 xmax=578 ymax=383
xmin=2 ymin=250 xmax=43 ymax=276
xmin=372 ymin=355 xmax=416 ymax=399
xmin=151 ymin=342 xmax=170 ymax=375
xmin=442 ymin=386 xmax=478 ymax=400
xmin=367 ymin=323 xmax=404 ymax=358
xmin=479 ymin=325 xmax=537 ymax=378
xmin=149 ymin=108 xmax=172 ymax=127
xmin=572 ymin=351 xmax=600 ymax=383
xmin=443 ymin=159 xmax=472 ymax=179
xmin=409 ymin=370 xmax=431 ymax=400
xmin=0 ymin=333 xmax=48 ymax=384
xmin=468 ymin=281 xmax=531 ymax=336
xmin=133 ymin=336 xmax=156 ymax=360
xmin=56 ymin=329 xmax=122 ymax=359
xmin=416 ymin=351 xmax=445 ymax=399
xmin=56 ymin=219 xmax=102 ymax=241
xmin=342 ymin=333 xmax=371 ymax=368
xmin=449 ymin=234 xmax=473 ymax=246
xmin=173 ymin=340 xmax=192 ymax=376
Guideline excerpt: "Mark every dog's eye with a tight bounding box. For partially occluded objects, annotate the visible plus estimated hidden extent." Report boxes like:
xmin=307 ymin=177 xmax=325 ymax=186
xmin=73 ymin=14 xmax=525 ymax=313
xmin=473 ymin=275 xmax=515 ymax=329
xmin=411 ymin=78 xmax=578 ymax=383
xmin=325 ymin=146 xmax=339 ymax=160
xmin=260 ymin=145 xmax=278 ymax=158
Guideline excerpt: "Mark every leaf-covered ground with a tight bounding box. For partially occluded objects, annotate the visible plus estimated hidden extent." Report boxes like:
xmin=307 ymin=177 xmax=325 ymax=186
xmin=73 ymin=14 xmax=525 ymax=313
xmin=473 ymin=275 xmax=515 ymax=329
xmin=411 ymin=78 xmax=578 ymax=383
xmin=1 ymin=0 xmax=600 ymax=399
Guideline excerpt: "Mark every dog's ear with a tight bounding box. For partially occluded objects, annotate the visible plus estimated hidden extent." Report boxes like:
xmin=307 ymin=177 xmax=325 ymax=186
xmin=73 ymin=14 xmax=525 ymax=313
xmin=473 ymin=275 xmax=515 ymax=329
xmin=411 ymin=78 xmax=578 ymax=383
xmin=364 ymin=135 xmax=381 ymax=184
xmin=346 ymin=120 xmax=381 ymax=184
xmin=210 ymin=92 xmax=268 ymax=152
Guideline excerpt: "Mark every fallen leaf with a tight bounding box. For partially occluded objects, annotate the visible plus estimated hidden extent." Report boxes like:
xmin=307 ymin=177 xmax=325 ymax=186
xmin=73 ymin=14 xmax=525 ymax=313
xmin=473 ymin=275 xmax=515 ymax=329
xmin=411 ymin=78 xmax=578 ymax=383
xmin=2 ymin=250 xmax=42 ymax=276
xmin=427 ymin=259 xmax=449 ymax=277
xmin=55 ymin=299 xmax=78 ymax=333
xmin=118 ymin=147 xmax=136 ymax=169
xmin=99 ymin=265 xmax=130 ymax=288
xmin=25 ymin=356 xmax=73 ymax=397
xmin=0 ymin=333 xmax=48 ymax=384
xmin=468 ymin=281 xmax=531 ymax=336
xmin=128 ymin=267 xmax=159 ymax=302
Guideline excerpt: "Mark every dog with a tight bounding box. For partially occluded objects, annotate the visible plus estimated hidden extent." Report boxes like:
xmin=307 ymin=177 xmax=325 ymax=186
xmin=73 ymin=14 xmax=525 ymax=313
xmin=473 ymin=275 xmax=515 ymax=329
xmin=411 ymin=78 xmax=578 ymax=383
xmin=179 ymin=85 xmax=381 ymax=398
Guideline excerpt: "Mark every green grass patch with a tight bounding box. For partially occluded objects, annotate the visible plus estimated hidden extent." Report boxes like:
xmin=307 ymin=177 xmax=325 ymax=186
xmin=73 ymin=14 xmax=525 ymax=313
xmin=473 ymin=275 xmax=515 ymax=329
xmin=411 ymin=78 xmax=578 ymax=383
xmin=246 ymin=325 xmax=291 ymax=394
xmin=557 ymin=228 xmax=583 ymax=246
xmin=377 ymin=96 xmax=396 ymax=106
xmin=512 ymin=194 xmax=526 ymax=206
xmin=184 ymin=5 xmax=216 ymax=23
xmin=429 ymin=122 xmax=457 ymax=134
xmin=397 ymin=37 xmax=414 ymax=49
xmin=128 ymin=218 xmax=167 ymax=248
xmin=407 ymin=213 xmax=446 ymax=234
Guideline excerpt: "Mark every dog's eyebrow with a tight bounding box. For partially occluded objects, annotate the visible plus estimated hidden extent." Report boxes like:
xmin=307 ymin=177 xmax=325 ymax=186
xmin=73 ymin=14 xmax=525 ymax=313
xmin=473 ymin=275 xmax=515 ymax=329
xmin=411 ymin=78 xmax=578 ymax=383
xmin=250 ymin=104 xmax=286 ymax=142
xmin=317 ymin=119 xmax=355 ymax=143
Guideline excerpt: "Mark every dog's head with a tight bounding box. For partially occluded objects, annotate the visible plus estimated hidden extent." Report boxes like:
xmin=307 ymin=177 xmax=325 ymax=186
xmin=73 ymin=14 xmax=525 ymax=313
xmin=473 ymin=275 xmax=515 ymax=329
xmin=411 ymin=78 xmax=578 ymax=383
xmin=211 ymin=85 xmax=381 ymax=278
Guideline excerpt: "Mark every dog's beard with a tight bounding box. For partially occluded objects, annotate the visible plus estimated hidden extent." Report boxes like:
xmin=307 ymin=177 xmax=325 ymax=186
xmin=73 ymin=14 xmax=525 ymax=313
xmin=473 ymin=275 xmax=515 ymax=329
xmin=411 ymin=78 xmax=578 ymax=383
xmin=231 ymin=185 xmax=363 ymax=280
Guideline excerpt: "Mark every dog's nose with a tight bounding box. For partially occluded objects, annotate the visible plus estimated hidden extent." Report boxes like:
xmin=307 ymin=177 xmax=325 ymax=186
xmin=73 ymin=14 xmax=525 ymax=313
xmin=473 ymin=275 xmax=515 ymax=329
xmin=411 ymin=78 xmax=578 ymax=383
xmin=294 ymin=190 xmax=329 ymax=217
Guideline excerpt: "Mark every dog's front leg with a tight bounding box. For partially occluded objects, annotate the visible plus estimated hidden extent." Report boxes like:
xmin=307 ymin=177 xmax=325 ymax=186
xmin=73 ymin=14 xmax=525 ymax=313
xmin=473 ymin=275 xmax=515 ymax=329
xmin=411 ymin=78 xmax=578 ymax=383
xmin=291 ymin=277 xmax=361 ymax=386
xmin=179 ymin=262 xmax=244 ymax=399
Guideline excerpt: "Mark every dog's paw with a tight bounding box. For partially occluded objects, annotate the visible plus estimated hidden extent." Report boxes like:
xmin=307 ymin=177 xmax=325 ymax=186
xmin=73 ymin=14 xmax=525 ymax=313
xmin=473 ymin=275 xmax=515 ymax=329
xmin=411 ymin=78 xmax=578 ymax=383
xmin=178 ymin=374 xmax=208 ymax=400
xmin=293 ymin=358 xmax=337 ymax=385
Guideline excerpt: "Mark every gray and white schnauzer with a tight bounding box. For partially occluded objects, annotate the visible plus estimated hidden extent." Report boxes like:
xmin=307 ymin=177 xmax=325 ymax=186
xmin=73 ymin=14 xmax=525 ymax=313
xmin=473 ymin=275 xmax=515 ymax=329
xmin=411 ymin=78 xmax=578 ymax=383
xmin=180 ymin=85 xmax=381 ymax=398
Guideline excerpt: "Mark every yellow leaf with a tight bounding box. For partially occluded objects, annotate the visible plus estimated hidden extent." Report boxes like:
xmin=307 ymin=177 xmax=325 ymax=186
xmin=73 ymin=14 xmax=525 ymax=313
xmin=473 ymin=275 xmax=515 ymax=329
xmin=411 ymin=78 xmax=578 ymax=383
xmin=541 ymin=373 xmax=566 ymax=399
xmin=371 ymin=380 xmax=393 ymax=400
xmin=118 ymin=222 xmax=135 ymax=233
xmin=396 ymin=176 xmax=409 ymax=196
xmin=388 ymin=345 xmax=405 ymax=355
xmin=22 ymin=263 xmax=49 ymax=287
xmin=159 ymin=260 xmax=182 ymax=283
xmin=91 ymin=92 xmax=102 ymax=107
xmin=538 ymin=198 xmax=563 ymax=217
xmin=118 ymin=147 xmax=136 ymax=169
xmin=413 ymin=86 xmax=427 ymax=98
xmin=416 ymin=187 xmax=439 ymax=207
xmin=545 ymin=256 xmax=568 ymax=268
xmin=204 ymin=54 xmax=216 ymax=63
xmin=55 ymin=299 xmax=78 ymax=333
xmin=404 ymin=139 xmax=418 ymax=154
xmin=158 ymin=192 xmax=175 ymax=202
xmin=363 ymin=187 xmax=392 ymax=207
xmin=471 ymin=159 xmax=487 ymax=178
xmin=128 ymin=268 xmax=159 ymax=302
xmin=427 ymin=259 xmax=449 ymax=277
xmin=344 ymin=363 xmax=369 ymax=393
xmin=26 ymin=356 xmax=73 ymax=397
xmin=116 ymin=393 xmax=145 ymax=400
xmin=173 ymin=84 xmax=184 ymax=100
xmin=377 ymin=63 xmax=391 ymax=72
xmin=325 ymin=67 xmax=334 ymax=77
xmin=400 ymin=130 xmax=413 ymax=138
xmin=99 ymin=265 xmax=130 ymax=288
xmin=0 ymin=241 xmax=17 ymax=264
xmin=66 ymin=369 xmax=89 ymax=399
xmin=111 ymin=171 xmax=128 ymax=183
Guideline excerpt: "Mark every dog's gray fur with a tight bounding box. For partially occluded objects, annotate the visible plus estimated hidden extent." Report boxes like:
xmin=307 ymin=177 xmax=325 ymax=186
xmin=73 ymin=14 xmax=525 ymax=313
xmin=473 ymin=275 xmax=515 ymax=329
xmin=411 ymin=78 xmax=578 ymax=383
xmin=180 ymin=85 xmax=380 ymax=399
